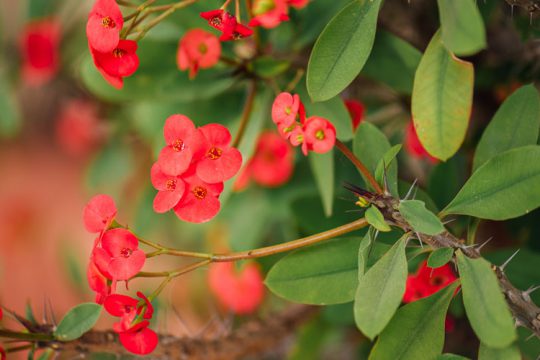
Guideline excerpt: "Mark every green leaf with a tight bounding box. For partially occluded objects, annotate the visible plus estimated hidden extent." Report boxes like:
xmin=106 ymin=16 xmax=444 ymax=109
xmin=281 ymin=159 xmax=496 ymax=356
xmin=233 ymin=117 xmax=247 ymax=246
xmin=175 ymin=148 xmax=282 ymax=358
xmin=266 ymin=237 xmax=361 ymax=305
xmin=358 ymin=229 xmax=375 ymax=277
xmin=375 ymin=144 xmax=401 ymax=196
xmin=354 ymin=236 xmax=407 ymax=339
xmin=437 ymin=0 xmax=486 ymax=56
xmin=411 ymin=30 xmax=474 ymax=161
xmin=353 ymin=122 xmax=391 ymax=191
xmin=365 ymin=206 xmax=391 ymax=232
xmin=309 ymin=150 xmax=335 ymax=217
xmin=54 ymin=303 xmax=102 ymax=341
xmin=473 ymin=84 xmax=540 ymax=171
xmin=478 ymin=342 xmax=521 ymax=360
xmin=370 ymin=282 xmax=459 ymax=359
xmin=437 ymin=354 xmax=471 ymax=360
xmin=306 ymin=0 xmax=383 ymax=102
xmin=428 ymin=247 xmax=454 ymax=268
xmin=456 ymin=251 xmax=516 ymax=348
xmin=362 ymin=30 xmax=422 ymax=95
xmin=442 ymin=146 xmax=540 ymax=220
xmin=399 ymin=200 xmax=445 ymax=235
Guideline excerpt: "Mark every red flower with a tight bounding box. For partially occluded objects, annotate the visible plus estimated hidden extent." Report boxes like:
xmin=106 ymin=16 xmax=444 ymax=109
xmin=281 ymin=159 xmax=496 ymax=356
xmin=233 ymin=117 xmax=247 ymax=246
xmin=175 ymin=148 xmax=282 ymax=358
xmin=87 ymin=259 xmax=111 ymax=304
xmin=150 ymin=163 xmax=186 ymax=213
xmin=90 ymin=39 xmax=139 ymax=89
xmin=177 ymin=29 xmax=221 ymax=79
xmin=157 ymin=115 xmax=206 ymax=176
xmin=249 ymin=0 xmax=290 ymax=28
xmin=345 ymin=99 xmax=365 ymax=131
xmin=0 ymin=347 xmax=4 ymax=360
xmin=303 ymin=116 xmax=336 ymax=154
xmin=196 ymin=124 xmax=242 ymax=183
xmin=272 ymin=92 xmax=301 ymax=128
xmin=20 ymin=18 xmax=61 ymax=86
xmin=404 ymin=121 xmax=438 ymax=163
xmin=173 ymin=170 xmax=223 ymax=223
xmin=119 ymin=321 xmax=159 ymax=355
xmin=403 ymin=261 xmax=457 ymax=303
xmin=289 ymin=125 xmax=308 ymax=155
xmin=200 ymin=10 xmax=253 ymax=41
xmin=208 ymin=262 xmax=265 ymax=314
xmin=86 ymin=0 xmax=124 ymax=53
xmin=224 ymin=23 xmax=254 ymax=41
xmin=93 ymin=229 xmax=146 ymax=281
xmin=288 ymin=0 xmax=309 ymax=9
xmin=83 ymin=194 xmax=117 ymax=233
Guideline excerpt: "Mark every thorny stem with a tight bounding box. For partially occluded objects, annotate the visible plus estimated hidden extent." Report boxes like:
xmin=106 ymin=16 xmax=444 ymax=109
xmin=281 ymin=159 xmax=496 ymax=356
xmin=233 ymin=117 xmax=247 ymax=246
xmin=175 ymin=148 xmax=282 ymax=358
xmin=0 ymin=329 xmax=54 ymax=342
xmin=335 ymin=140 xmax=383 ymax=194
xmin=232 ymin=80 xmax=258 ymax=148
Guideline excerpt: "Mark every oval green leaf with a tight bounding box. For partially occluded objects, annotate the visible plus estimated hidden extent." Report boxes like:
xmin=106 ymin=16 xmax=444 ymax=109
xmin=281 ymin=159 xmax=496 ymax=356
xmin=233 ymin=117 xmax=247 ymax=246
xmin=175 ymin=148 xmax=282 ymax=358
xmin=443 ymin=145 xmax=540 ymax=220
xmin=370 ymin=282 xmax=459 ymax=360
xmin=353 ymin=122 xmax=391 ymax=192
xmin=307 ymin=0 xmax=383 ymax=102
xmin=354 ymin=236 xmax=407 ymax=339
xmin=399 ymin=200 xmax=445 ymax=236
xmin=54 ymin=303 xmax=102 ymax=341
xmin=375 ymin=144 xmax=401 ymax=196
xmin=478 ymin=342 xmax=521 ymax=360
xmin=456 ymin=251 xmax=516 ymax=348
xmin=411 ymin=31 xmax=474 ymax=161
xmin=473 ymin=84 xmax=540 ymax=171
xmin=428 ymin=247 xmax=454 ymax=268
xmin=365 ymin=206 xmax=391 ymax=232
xmin=266 ymin=237 xmax=361 ymax=305
xmin=309 ymin=150 xmax=334 ymax=217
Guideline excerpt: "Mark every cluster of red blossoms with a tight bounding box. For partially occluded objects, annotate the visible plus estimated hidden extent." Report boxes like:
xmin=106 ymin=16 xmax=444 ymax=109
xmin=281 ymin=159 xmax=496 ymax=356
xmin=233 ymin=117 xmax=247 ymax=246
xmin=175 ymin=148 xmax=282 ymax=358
xmin=249 ymin=0 xmax=309 ymax=29
xmin=86 ymin=0 xmax=139 ymax=88
xmin=83 ymin=195 xmax=157 ymax=355
xmin=151 ymin=115 xmax=242 ymax=223
xmin=200 ymin=9 xmax=253 ymax=42
xmin=272 ymin=92 xmax=336 ymax=156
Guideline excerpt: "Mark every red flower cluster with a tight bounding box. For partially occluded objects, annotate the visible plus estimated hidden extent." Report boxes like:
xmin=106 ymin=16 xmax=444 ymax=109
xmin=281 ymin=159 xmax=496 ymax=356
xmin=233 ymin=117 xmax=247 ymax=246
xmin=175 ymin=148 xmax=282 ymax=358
xmin=272 ymin=92 xmax=336 ymax=156
xmin=345 ymin=99 xmax=365 ymax=131
xmin=86 ymin=0 xmax=139 ymax=88
xmin=234 ymin=130 xmax=294 ymax=191
xmin=208 ymin=262 xmax=265 ymax=314
xmin=249 ymin=0 xmax=309 ymax=29
xmin=83 ymin=195 xmax=145 ymax=303
xmin=200 ymin=9 xmax=253 ymax=41
xmin=19 ymin=18 xmax=61 ymax=86
xmin=177 ymin=29 xmax=221 ymax=79
xmin=403 ymin=261 xmax=457 ymax=303
xmin=151 ymin=115 xmax=242 ymax=223
xmin=404 ymin=122 xmax=438 ymax=163
xmin=104 ymin=292 xmax=158 ymax=355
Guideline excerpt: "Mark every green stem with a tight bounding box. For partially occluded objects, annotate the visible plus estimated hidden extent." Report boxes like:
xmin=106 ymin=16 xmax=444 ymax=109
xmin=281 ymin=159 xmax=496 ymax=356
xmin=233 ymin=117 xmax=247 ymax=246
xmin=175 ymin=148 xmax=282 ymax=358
xmin=232 ymin=80 xmax=258 ymax=148
xmin=134 ymin=0 xmax=198 ymax=41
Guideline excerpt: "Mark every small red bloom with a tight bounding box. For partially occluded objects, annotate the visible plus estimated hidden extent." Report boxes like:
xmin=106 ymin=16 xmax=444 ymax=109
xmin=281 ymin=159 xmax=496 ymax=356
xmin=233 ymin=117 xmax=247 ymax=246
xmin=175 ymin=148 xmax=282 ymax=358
xmin=20 ymin=18 xmax=61 ymax=86
xmin=90 ymin=40 xmax=139 ymax=89
xmin=208 ymin=262 xmax=265 ymax=314
xmin=288 ymin=0 xmax=309 ymax=9
xmin=303 ymin=116 xmax=336 ymax=154
xmin=196 ymin=124 xmax=242 ymax=183
xmin=404 ymin=121 xmax=438 ymax=163
xmin=87 ymin=259 xmax=111 ymax=304
xmin=83 ymin=194 xmax=117 ymax=233
xmin=86 ymin=0 xmax=124 ymax=53
xmin=249 ymin=0 xmax=290 ymax=29
xmin=403 ymin=261 xmax=457 ymax=303
xmin=93 ymin=228 xmax=146 ymax=281
xmin=119 ymin=321 xmax=159 ymax=355
xmin=177 ymin=29 xmax=221 ymax=79
xmin=150 ymin=163 xmax=186 ymax=213
xmin=289 ymin=125 xmax=308 ymax=155
xmin=157 ymin=115 xmax=206 ymax=176
xmin=272 ymin=92 xmax=301 ymax=128
xmin=345 ymin=99 xmax=365 ymax=131
xmin=200 ymin=9 xmax=235 ymax=32
xmin=250 ymin=131 xmax=294 ymax=187
xmin=173 ymin=170 xmax=223 ymax=223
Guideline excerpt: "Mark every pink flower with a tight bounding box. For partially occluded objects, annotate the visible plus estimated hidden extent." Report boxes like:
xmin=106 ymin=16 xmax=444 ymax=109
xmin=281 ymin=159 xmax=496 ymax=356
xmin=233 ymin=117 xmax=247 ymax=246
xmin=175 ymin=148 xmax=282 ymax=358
xmin=404 ymin=121 xmax=438 ymax=163
xmin=249 ymin=131 xmax=294 ymax=187
xmin=173 ymin=170 xmax=223 ymax=223
xmin=208 ymin=262 xmax=265 ymax=314
xmin=289 ymin=125 xmax=308 ymax=155
xmin=249 ymin=0 xmax=290 ymax=29
xmin=157 ymin=115 xmax=206 ymax=176
xmin=83 ymin=194 xmax=117 ymax=233
xmin=303 ymin=116 xmax=336 ymax=154
xmin=150 ymin=163 xmax=186 ymax=213
xmin=272 ymin=92 xmax=301 ymax=127
xmin=177 ymin=29 xmax=221 ymax=79
xmin=345 ymin=99 xmax=365 ymax=131
xmin=20 ymin=18 xmax=61 ymax=86
xmin=90 ymin=39 xmax=139 ymax=89
xmin=93 ymin=229 xmax=146 ymax=281
xmin=86 ymin=0 xmax=123 ymax=53
xmin=87 ymin=259 xmax=111 ymax=304
xmin=196 ymin=124 xmax=242 ymax=183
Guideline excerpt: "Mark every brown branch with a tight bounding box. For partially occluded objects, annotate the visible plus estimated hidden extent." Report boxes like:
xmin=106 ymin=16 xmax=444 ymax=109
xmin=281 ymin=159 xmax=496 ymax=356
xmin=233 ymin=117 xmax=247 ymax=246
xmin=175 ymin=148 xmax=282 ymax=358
xmin=505 ymin=0 xmax=540 ymax=12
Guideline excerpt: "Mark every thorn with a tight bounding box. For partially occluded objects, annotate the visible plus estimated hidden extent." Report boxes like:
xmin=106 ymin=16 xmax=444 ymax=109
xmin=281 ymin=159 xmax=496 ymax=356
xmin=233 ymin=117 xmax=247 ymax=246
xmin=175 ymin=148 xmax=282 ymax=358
xmin=523 ymin=285 xmax=540 ymax=301
xmin=500 ymin=249 xmax=520 ymax=271
xmin=475 ymin=237 xmax=493 ymax=252
xmin=172 ymin=305 xmax=192 ymax=337
xmin=442 ymin=218 xmax=456 ymax=225
xmin=511 ymin=4 xmax=515 ymax=18
xmin=415 ymin=231 xmax=424 ymax=248
xmin=47 ymin=298 xmax=57 ymax=327
xmin=382 ymin=161 xmax=391 ymax=195
xmin=403 ymin=179 xmax=418 ymax=200
xmin=515 ymin=318 xmax=526 ymax=328
xmin=525 ymin=332 xmax=537 ymax=342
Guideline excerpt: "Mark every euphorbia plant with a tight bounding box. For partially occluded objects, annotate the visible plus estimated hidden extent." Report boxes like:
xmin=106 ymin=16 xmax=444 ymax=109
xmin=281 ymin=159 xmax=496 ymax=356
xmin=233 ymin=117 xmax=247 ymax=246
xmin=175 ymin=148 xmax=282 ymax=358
xmin=1 ymin=0 xmax=540 ymax=358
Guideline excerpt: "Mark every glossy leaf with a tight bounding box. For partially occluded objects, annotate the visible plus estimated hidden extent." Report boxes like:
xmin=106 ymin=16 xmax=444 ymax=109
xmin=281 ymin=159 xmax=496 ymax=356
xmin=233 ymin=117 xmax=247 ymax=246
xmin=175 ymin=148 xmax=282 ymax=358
xmin=478 ymin=342 xmax=521 ymax=360
xmin=365 ymin=206 xmax=391 ymax=232
xmin=443 ymin=146 xmax=540 ymax=220
xmin=370 ymin=282 xmax=459 ymax=359
xmin=353 ymin=122 xmax=391 ymax=191
xmin=375 ymin=144 xmax=401 ymax=196
xmin=54 ymin=303 xmax=102 ymax=341
xmin=428 ymin=247 xmax=454 ymax=268
xmin=399 ymin=200 xmax=445 ymax=235
xmin=354 ymin=236 xmax=407 ymax=339
xmin=411 ymin=31 xmax=473 ymax=161
xmin=437 ymin=0 xmax=486 ymax=56
xmin=307 ymin=0 xmax=383 ymax=102
xmin=309 ymin=150 xmax=335 ymax=217
xmin=456 ymin=251 xmax=516 ymax=348
xmin=266 ymin=237 xmax=360 ymax=305
xmin=358 ymin=229 xmax=375 ymax=277
xmin=473 ymin=84 xmax=540 ymax=171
